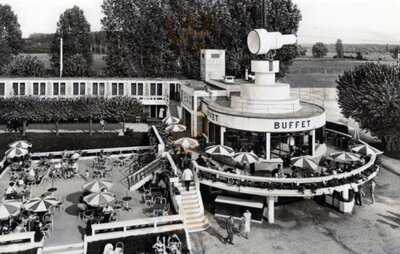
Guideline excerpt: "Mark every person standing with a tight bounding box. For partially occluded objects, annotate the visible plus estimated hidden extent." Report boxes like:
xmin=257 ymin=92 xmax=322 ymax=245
xmin=182 ymin=168 xmax=193 ymax=192
xmin=225 ymin=216 xmax=235 ymax=245
xmin=370 ymin=180 xmax=376 ymax=204
xmin=242 ymin=210 xmax=252 ymax=239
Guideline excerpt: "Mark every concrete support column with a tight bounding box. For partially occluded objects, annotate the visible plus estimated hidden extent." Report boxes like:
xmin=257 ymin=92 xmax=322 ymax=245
xmin=342 ymin=188 xmax=349 ymax=201
xmin=192 ymin=96 xmax=198 ymax=137
xmin=220 ymin=127 xmax=226 ymax=146
xmin=266 ymin=196 xmax=275 ymax=224
xmin=311 ymin=129 xmax=316 ymax=156
xmin=266 ymin=133 xmax=271 ymax=160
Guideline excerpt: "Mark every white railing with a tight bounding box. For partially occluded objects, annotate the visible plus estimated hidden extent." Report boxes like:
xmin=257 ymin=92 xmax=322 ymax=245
xmin=30 ymin=146 xmax=154 ymax=160
xmin=127 ymin=158 xmax=162 ymax=190
xmin=152 ymin=125 xmax=166 ymax=155
xmin=0 ymin=232 xmax=43 ymax=253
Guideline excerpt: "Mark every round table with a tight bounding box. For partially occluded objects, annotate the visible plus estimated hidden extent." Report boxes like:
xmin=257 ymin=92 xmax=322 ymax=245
xmin=122 ymin=196 xmax=132 ymax=211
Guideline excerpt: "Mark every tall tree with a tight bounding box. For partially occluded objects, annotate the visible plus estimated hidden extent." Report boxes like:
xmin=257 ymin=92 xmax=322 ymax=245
xmin=0 ymin=4 xmax=23 ymax=73
xmin=312 ymin=42 xmax=328 ymax=58
xmin=335 ymin=39 xmax=344 ymax=58
xmin=50 ymin=6 xmax=92 ymax=77
xmin=337 ymin=63 xmax=400 ymax=152
xmin=389 ymin=46 xmax=400 ymax=60
xmin=2 ymin=55 xmax=46 ymax=77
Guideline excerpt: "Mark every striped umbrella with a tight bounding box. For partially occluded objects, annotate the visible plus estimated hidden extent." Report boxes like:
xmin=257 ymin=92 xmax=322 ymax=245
xmin=165 ymin=124 xmax=187 ymax=133
xmin=291 ymin=156 xmax=319 ymax=171
xmin=330 ymin=152 xmax=360 ymax=163
xmin=83 ymin=179 xmax=113 ymax=193
xmin=9 ymin=140 xmax=32 ymax=149
xmin=0 ymin=201 xmax=21 ymax=220
xmin=351 ymin=145 xmax=382 ymax=156
xmin=83 ymin=191 xmax=115 ymax=207
xmin=205 ymin=145 xmax=235 ymax=157
xmin=5 ymin=147 xmax=28 ymax=159
xmin=174 ymin=138 xmax=199 ymax=150
xmin=24 ymin=196 xmax=60 ymax=213
xmin=233 ymin=152 xmax=259 ymax=164
xmin=162 ymin=115 xmax=180 ymax=125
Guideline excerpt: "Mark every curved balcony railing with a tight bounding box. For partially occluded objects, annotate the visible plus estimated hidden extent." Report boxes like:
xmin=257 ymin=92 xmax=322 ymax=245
xmin=193 ymin=129 xmax=380 ymax=196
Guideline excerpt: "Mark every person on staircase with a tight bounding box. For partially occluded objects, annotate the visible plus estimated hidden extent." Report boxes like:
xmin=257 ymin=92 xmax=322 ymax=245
xmin=182 ymin=168 xmax=194 ymax=192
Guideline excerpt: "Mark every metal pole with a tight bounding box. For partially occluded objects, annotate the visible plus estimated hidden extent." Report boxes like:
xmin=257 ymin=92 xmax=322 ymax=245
xmin=59 ymin=38 xmax=63 ymax=78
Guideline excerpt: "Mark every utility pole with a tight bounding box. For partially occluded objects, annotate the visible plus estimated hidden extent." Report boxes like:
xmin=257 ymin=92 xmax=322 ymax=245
xmin=59 ymin=38 xmax=63 ymax=78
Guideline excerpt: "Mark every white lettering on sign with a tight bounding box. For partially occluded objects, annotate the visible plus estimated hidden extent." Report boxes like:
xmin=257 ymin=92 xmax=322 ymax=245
xmin=274 ymin=120 xmax=311 ymax=130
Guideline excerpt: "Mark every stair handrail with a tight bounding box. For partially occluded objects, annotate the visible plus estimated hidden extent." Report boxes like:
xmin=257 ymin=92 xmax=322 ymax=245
xmin=127 ymin=158 xmax=162 ymax=189
xmin=192 ymin=165 xmax=205 ymax=217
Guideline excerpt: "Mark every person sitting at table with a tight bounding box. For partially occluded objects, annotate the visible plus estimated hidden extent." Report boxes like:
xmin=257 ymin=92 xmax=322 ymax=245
xmin=272 ymin=164 xmax=282 ymax=178
xmin=102 ymin=205 xmax=114 ymax=222
xmin=196 ymin=155 xmax=207 ymax=167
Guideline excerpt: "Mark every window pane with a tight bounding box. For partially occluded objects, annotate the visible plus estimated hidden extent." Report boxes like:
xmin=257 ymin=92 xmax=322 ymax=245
xmin=138 ymin=83 xmax=143 ymax=96
xmin=20 ymin=83 xmax=25 ymax=96
xmin=13 ymin=83 xmax=18 ymax=95
xmin=150 ymin=83 xmax=156 ymax=96
xmin=53 ymin=83 xmax=59 ymax=95
xmin=80 ymin=83 xmax=85 ymax=95
xmin=99 ymin=83 xmax=105 ymax=96
xmin=73 ymin=82 xmax=79 ymax=95
xmin=60 ymin=83 xmax=66 ymax=95
xmin=131 ymin=83 xmax=136 ymax=95
xmin=112 ymin=83 xmax=117 ymax=95
xmin=157 ymin=83 xmax=162 ymax=96
xmin=118 ymin=83 xmax=124 ymax=96
xmin=92 ymin=83 xmax=98 ymax=96
xmin=33 ymin=83 xmax=39 ymax=95
xmin=40 ymin=83 xmax=46 ymax=95
xmin=0 ymin=83 xmax=4 ymax=96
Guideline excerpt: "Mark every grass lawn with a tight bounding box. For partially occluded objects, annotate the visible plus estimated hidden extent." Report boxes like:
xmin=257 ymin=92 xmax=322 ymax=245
xmin=0 ymin=132 xmax=149 ymax=156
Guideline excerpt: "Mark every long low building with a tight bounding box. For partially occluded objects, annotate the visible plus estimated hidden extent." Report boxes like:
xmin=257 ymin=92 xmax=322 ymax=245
xmin=0 ymin=77 xmax=184 ymax=119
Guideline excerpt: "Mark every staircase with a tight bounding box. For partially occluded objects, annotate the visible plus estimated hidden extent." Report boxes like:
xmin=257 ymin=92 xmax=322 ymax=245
xmin=175 ymin=181 xmax=209 ymax=232
xmin=42 ymin=243 xmax=83 ymax=254
xmin=121 ymin=159 xmax=162 ymax=191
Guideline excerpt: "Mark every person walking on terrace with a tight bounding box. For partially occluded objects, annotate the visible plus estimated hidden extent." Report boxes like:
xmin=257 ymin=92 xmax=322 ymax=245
xmin=242 ymin=210 xmax=252 ymax=239
xmin=225 ymin=216 xmax=235 ymax=245
xmin=182 ymin=168 xmax=194 ymax=192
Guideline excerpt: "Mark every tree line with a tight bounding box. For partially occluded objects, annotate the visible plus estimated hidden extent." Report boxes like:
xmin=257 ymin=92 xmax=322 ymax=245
xmin=0 ymin=97 xmax=144 ymax=136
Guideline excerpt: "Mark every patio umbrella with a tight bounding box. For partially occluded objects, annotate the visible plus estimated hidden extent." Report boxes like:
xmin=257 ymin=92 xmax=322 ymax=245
xmin=205 ymin=145 xmax=235 ymax=157
xmin=71 ymin=152 xmax=80 ymax=159
xmin=5 ymin=147 xmax=28 ymax=159
xmin=174 ymin=138 xmax=199 ymax=150
xmin=330 ymin=152 xmax=360 ymax=163
xmin=162 ymin=115 xmax=180 ymax=125
xmin=24 ymin=196 xmax=59 ymax=213
xmin=291 ymin=156 xmax=319 ymax=171
xmin=351 ymin=144 xmax=382 ymax=156
xmin=0 ymin=201 xmax=21 ymax=220
xmin=83 ymin=179 xmax=113 ymax=193
xmin=83 ymin=191 xmax=115 ymax=207
xmin=9 ymin=140 xmax=32 ymax=149
xmin=165 ymin=124 xmax=187 ymax=133
xmin=233 ymin=152 xmax=259 ymax=164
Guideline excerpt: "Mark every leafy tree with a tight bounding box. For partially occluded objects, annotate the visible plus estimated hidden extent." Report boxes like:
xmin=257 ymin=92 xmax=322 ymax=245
xmin=337 ymin=63 xmax=400 ymax=152
xmin=296 ymin=45 xmax=307 ymax=57
xmin=50 ymin=6 xmax=92 ymax=76
xmin=389 ymin=46 xmax=400 ymax=60
xmin=312 ymin=42 xmax=328 ymax=58
xmin=335 ymin=39 xmax=344 ymax=58
xmin=2 ymin=55 xmax=46 ymax=77
xmin=0 ymin=4 xmax=23 ymax=72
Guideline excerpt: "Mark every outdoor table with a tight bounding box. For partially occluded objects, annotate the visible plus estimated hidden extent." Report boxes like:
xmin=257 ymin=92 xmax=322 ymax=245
xmin=122 ymin=196 xmax=132 ymax=211
xmin=48 ymin=187 xmax=57 ymax=192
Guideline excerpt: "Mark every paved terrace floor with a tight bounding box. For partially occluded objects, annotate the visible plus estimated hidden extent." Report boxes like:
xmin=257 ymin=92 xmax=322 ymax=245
xmin=0 ymin=158 xmax=148 ymax=247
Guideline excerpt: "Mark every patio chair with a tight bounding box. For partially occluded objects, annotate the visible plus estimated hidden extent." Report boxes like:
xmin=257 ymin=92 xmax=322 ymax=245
xmin=115 ymin=242 xmax=124 ymax=254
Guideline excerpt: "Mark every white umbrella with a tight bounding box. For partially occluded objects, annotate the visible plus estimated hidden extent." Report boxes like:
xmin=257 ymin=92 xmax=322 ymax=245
xmin=0 ymin=201 xmax=21 ymax=220
xmin=233 ymin=152 xmax=259 ymax=164
xmin=162 ymin=115 xmax=180 ymax=125
xmin=9 ymin=140 xmax=32 ymax=149
xmin=71 ymin=152 xmax=80 ymax=159
xmin=24 ymin=196 xmax=59 ymax=213
xmin=83 ymin=192 xmax=115 ymax=207
xmin=5 ymin=147 xmax=28 ymax=159
xmin=165 ymin=124 xmax=187 ymax=133
xmin=291 ymin=156 xmax=319 ymax=171
xmin=330 ymin=151 xmax=360 ymax=163
xmin=83 ymin=179 xmax=113 ymax=193
xmin=174 ymin=138 xmax=199 ymax=150
xmin=351 ymin=144 xmax=382 ymax=156
xmin=205 ymin=145 xmax=235 ymax=157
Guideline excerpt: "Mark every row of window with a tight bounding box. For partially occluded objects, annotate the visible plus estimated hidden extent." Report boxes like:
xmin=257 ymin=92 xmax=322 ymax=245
xmin=0 ymin=82 xmax=166 ymax=97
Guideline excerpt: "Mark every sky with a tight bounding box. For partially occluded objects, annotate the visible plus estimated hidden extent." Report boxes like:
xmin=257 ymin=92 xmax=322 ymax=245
xmin=1 ymin=0 xmax=400 ymax=44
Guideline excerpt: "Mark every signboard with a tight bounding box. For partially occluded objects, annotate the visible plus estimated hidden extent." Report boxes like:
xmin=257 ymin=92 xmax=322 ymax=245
xmin=204 ymin=105 xmax=325 ymax=133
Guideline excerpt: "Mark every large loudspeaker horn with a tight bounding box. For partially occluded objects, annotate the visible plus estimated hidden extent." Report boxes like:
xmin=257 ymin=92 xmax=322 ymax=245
xmin=247 ymin=29 xmax=297 ymax=55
